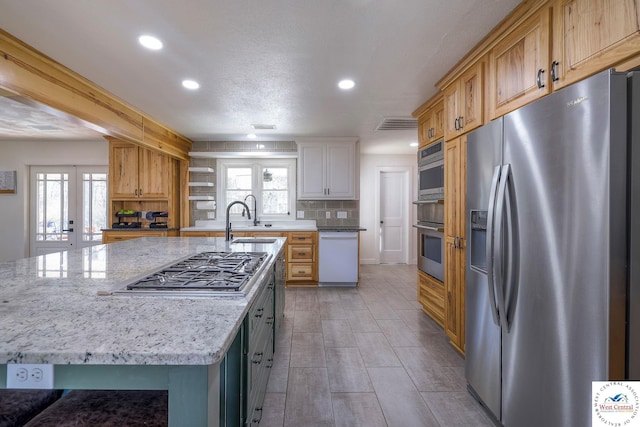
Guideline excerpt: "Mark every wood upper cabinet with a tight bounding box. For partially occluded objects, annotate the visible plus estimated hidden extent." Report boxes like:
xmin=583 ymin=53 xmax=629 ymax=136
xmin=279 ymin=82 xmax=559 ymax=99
xmin=418 ymin=98 xmax=445 ymax=147
xmin=552 ymin=0 xmax=640 ymax=89
xmin=444 ymin=134 xmax=466 ymax=353
xmin=489 ymin=6 xmax=552 ymax=119
xmin=444 ymin=62 xmax=484 ymax=140
xmin=109 ymin=141 xmax=170 ymax=199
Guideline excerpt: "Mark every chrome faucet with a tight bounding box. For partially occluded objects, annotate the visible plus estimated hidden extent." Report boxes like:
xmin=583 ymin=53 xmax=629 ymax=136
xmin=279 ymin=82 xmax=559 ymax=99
xmin=243 ymin=194 xmax=259 ymax=227
xmin=225 ymin=201 xmax=251 ymax=241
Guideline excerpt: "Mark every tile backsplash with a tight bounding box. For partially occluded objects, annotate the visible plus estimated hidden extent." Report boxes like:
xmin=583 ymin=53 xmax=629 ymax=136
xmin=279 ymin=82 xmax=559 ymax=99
xmin=296 ymin=200 xmax=359 ymax=226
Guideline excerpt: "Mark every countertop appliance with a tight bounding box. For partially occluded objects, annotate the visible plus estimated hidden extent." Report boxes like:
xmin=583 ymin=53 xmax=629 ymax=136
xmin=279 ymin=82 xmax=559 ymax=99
xmin=465 ymin=69 xmax=639 ymax=427
xmin=113 ymin=251 xmax=270 ymax=297
xmin=418 ymin=140 xmax=444 ymax=200
xmin=318 ymin=231 xmax=358 ymax=286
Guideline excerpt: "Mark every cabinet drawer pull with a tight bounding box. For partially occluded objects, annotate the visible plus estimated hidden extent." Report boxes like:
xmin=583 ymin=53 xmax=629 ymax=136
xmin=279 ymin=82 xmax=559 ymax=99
xmin=254 ymin=308 xmax=264 ymax=318
xmin=252 ymin=407 xmax=263 ymax=423
xmin=536 ymin=68 xmax=545 ymax=88
xmin=134 ymin=189 xmax=138 ymax=196
xmin=297 ymin=270 xmax=305 ymax=274
xmin=251 ymin=352 xmax=264 ymax=364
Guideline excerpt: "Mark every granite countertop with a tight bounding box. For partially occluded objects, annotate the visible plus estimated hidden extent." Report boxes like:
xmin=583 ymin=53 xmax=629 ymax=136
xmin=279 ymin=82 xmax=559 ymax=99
xmin=101 ymin=227 xmax=180 ymax=232
xmin=181 ymin=219 xmax=318 ymax=232
xmin=0 ymin=237 xmax=285 ymax=366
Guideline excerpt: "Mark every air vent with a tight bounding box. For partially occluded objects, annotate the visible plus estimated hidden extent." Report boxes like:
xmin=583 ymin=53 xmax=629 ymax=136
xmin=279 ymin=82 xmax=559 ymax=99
xmin=29 ymin=124 xmax=62 ymax=131
xmin=375 ymin=117 xmax=418 ymax=131
xmin=251 ymin=124 xmax=277 ymax=130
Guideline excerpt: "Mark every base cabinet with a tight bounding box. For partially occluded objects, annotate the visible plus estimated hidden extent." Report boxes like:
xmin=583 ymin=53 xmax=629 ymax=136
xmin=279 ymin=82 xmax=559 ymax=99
xmin=285 ymin=231 xmax=318 ymax=286
xmin=417 ymin=271 xmax=445 ymax=327
xmin=102 ymin=229 xmax=178 ymax=243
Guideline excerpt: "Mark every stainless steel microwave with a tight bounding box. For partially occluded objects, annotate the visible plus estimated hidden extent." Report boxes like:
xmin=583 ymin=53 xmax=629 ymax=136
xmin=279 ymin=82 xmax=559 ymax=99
xmin=417 ymin=140 xmax=444 ymax=200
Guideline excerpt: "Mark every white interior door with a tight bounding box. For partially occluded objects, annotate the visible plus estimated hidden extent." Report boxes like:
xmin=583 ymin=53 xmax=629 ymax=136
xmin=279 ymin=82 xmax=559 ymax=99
xmin=30 ymin=166 xmax=108 ymax=256
xmin=379 ymin=169 xmax=409 ymax=264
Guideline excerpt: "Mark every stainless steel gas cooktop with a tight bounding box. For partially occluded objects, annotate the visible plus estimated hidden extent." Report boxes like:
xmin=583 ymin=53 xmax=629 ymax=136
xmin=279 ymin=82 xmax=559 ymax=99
xmin=111 ymin=251 xmax=271 ymax=297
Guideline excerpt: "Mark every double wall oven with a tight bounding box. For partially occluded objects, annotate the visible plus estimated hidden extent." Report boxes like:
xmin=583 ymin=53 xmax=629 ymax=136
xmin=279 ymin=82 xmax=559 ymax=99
xmin=415 ymin=140 xmax=445 ymax=282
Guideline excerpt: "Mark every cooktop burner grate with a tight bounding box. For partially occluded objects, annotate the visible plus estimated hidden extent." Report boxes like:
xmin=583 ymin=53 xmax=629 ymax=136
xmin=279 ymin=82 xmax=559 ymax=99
xmin=125 ymin=251 xmax=268 ymax=292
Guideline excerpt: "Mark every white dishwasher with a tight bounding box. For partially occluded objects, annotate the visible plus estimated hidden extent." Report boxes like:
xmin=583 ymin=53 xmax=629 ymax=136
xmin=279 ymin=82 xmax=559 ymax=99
xmin=318 ymin=231 xmax=359 ymax=286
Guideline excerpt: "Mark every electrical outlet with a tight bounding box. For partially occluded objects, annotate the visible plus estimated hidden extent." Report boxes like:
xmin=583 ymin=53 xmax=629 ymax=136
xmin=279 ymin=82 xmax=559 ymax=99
xmin=206 ymin=211 xmax=216 ymax=219
xmin=7 ymin=364 xmax=54 ymax=389
xmin=337 ymin=211 xmax=347 ymax=219
xmin=326 ymin=211 xmax=331 ymax=219
xmin=297 ymin=211 xmax=304 ymax=219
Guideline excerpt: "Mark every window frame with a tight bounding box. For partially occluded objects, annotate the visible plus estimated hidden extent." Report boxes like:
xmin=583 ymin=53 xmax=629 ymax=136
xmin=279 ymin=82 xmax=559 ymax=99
xmin=217 ymin=158 xmax=296 ymax=222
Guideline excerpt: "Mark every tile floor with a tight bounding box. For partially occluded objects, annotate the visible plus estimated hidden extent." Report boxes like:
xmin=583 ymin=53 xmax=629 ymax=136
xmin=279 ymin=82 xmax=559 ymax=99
xmin=261 ymin=264 xmax=496 ymax=427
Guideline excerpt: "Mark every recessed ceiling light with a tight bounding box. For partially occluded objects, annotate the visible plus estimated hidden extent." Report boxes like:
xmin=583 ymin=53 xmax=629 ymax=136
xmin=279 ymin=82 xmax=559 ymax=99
xmin=410 ymin=142 xmax=419 ymax=147
xmin=247 ymin=133 xmax=257 ymax=139
xmin=182 ymin=80 xmax=200 ymax=90
xmin=338 ymin=79 xmax=355 ymax=90
xmin=138 ymin=35 xmax=163 ymax=50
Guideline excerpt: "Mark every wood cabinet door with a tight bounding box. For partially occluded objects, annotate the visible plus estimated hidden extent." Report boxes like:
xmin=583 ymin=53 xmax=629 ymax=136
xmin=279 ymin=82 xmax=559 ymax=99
xmin=443 ymin=83 xmax=460 ymax=140
xmin=459 ymin=63 xmax=484 ymax=134
xmin=418 ymin=113 xmax=431 ymax=147
xmin=109 ymin=143 xmax=139 ymax=199
xmin=138 ymin=148 xmax=170 ymax=199
xmin=444 ymin=136 xmax=462 ymax=239
xmin=431 ymin=100 xmax=445 ymax=142
xmin=553 ymin=0 xmax=640 ymax=89
xmin=444 ymin=236 xmax=461 ymax=345
xmin=489 ymin=7 xmax=551 ymax=118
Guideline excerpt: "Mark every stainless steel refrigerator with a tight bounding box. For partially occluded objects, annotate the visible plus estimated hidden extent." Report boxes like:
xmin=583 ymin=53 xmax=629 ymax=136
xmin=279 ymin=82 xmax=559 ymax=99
xmin=465 ymin=69 xmax=639 ymax=427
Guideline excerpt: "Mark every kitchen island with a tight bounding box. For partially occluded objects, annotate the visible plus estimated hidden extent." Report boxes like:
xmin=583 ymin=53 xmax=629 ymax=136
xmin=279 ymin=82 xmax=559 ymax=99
xmin=0 ymin=237 xmax=286 ymax=426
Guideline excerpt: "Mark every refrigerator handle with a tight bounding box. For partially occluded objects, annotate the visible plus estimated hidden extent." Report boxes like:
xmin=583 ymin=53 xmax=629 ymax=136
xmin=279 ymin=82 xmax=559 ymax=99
xmin=503 ymin=165 xmax=519 ymax=331
xmin=486 ymin=166 xmax=502 ymax=326
xmin=494 ymin=164 xmax=511 ymax=330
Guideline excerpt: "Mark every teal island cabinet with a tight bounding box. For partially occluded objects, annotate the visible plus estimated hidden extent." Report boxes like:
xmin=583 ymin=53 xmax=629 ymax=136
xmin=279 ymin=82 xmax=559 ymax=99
xmin=0 ymin=237 xmax=286 ymax=427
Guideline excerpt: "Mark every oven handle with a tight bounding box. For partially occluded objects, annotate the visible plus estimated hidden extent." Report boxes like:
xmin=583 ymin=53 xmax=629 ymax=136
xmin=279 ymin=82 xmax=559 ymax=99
xmin=413 ymin=224 xmax=444 ymax=233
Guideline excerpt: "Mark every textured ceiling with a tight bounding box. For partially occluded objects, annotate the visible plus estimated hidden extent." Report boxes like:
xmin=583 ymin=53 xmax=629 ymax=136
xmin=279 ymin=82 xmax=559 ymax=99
xmin=0 ymin=0 xmax=521 ymax=154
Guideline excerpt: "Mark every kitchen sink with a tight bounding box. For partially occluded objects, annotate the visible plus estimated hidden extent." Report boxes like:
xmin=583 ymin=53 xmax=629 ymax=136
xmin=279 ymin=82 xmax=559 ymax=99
xmin=231 ymin=238 xmax=278 ymax=244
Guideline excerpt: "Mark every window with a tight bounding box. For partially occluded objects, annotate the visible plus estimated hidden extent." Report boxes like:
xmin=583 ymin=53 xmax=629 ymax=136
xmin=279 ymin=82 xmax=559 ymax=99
xmin=217 ymin=159 xmax=296 ymax=221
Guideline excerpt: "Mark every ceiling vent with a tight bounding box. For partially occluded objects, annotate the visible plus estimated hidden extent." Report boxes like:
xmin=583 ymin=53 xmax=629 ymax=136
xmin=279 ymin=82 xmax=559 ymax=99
xmin=251 ymin=124 xmax=277 ymax=130
xmin=375 ymin=116 xmax=418 ymax=131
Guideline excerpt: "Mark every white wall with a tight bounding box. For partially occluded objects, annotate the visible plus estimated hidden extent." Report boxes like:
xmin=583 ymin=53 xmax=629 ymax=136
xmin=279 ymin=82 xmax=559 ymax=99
xmin=0 ymin=139 xmax=108 ymax=262
xmin=359 ymin=153 xmax=417 ymax=265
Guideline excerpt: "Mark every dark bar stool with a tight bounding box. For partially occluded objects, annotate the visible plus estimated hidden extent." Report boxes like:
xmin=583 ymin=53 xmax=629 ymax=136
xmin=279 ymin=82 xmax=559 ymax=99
xmin=23 ymin=390 xmax=168 ymax=427
xmin=0 ymin=390 xmax=62 ymax=427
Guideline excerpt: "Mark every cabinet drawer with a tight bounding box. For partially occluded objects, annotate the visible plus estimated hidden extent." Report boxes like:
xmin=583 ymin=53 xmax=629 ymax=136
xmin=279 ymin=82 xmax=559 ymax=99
xmin=418 ymin=272 xmax=445 ymax=326
xmin=287 ymin=245 xmax=313 ymax=261
xmin=287 ymin=263 xmax=313 ymax=280
xmin=288 ymin=232 xmax=315 ymax=244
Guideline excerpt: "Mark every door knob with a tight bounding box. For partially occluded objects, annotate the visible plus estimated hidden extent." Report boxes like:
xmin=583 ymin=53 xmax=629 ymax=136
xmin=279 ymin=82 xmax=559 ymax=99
xmin=380 ymin=221 xmax=384 ymax=224
xmin=62 ymin=228 xmax=74 ymax=232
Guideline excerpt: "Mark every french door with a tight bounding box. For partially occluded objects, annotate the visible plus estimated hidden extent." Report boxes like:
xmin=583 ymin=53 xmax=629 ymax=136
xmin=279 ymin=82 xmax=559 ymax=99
xmin=30 ymin=166 xmax=108 ymax=256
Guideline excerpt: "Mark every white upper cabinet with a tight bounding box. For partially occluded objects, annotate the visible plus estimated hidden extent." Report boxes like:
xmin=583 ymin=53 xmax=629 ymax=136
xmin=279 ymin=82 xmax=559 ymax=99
xmin=296 ymin=138 xmax=358 ymax=200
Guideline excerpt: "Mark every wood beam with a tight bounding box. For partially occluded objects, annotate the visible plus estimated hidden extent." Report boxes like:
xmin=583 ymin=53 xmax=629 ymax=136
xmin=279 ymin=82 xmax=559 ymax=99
xmin=0 ymin=28 xmax=191 ymax=160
